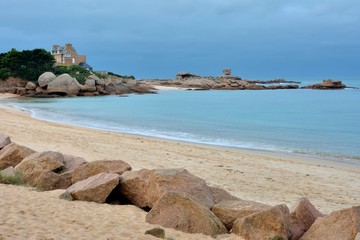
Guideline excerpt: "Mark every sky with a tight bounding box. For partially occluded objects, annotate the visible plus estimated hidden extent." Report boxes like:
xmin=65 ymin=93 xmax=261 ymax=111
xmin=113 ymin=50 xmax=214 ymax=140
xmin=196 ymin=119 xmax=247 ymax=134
xmin=0 ymin=0 xmax=359 ymax=79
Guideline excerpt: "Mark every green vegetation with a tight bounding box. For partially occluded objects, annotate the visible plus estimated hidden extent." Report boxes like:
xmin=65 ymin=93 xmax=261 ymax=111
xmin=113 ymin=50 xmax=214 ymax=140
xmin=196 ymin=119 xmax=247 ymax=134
xmin=0 ymin=171 xmax=26 ymax=185
xmin=108 ymin=71 xmax=135 ymax=80
xmin=269 ymin=236 xmax=285 ymax=240
xmin=0 ymin=48 xmax=55 ymax=82
xmin=53 ymin=65 xmax=91 ymax=84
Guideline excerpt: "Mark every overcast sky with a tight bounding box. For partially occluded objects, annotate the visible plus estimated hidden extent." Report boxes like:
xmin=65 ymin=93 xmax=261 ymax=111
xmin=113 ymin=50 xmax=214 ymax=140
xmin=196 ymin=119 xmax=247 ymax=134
xmin=1 ymin=0 xmax=359 ymax=79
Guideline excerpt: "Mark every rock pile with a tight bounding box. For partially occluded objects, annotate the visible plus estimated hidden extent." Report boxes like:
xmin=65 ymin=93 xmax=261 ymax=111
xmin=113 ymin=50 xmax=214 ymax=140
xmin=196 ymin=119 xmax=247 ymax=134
xmin=0 ymin=132 xmax=359 ymax=239
xmin=302 ymin=79 xmax=347 ymax=89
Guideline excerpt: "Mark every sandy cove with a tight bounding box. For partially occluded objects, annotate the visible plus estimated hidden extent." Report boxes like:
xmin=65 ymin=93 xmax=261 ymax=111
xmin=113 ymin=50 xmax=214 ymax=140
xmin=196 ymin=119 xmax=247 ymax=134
xmin=0 ymin=93 xmax=359 ymax=239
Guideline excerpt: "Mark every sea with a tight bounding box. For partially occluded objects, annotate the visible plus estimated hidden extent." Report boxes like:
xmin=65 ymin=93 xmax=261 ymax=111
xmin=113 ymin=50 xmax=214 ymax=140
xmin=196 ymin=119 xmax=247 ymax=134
xmin=2 ymin=78 xmax=360 ymax=164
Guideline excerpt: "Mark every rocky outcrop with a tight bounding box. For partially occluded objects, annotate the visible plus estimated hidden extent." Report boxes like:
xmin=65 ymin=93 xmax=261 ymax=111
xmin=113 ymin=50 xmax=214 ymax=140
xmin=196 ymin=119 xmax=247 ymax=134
xmin=38 ymin=72 xmax=56 ymax=88
xmin=71 ymin=160 xmax=131 ymax=184
xmin=0 ymin=133 xmax=11 ymax=150
xmin=83 ymin=78 xmax=97 ymax=92
xmin=212 ymin=199 xmax=271 ymax=230
xmin=146 ymin=192 xmax=227 ymax=237
xmin=0 ymin=143 xmax=36 ymax=170
xmin=176 ymin=72 xmax=201 ymax=80
xmin=300 ymin=206 xmax=360 ymax=240
xmin=181 ymin=78 xmax=215 ymax=89
xmin=232 ymin=204 xmax=293 ymax=240
xmin=104 ymin=82 xmax=131 ymax=94
xmin=290 ymin=197 xmax=325 ymax=240
xmin=47 ymin=74 xmax=82 ymax=96
xmin=67 ymin=172 xmax=120 ymax=203
xmin=119 ymin=168 xmax=215 ymax=209
xmin=302 ymin=79 xmax=346 ymax=89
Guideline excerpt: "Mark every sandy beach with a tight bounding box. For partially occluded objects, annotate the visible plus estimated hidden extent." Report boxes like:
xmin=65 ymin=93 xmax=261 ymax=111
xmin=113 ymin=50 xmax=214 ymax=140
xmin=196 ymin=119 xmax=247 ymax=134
xmin=1 ymin=93 xmax=359 ymax=239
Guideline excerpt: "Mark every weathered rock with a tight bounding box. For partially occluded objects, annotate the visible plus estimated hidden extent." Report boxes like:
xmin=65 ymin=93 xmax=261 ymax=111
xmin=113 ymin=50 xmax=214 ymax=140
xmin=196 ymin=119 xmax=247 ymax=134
xmin=88 ymin=74 xmax=105 ymax=86
xmin=146 ymin=192 xmax=227 ymax=237
xmin=0 ymin=133 xmax=11 ymax=149
xmin=144 ymin=228 xmax=165 ymax=239
xmin=67 ymin=172 xmax=120 ymax=203
xmin=104 ymin=82 xmax=131 ymax=94
xmin=212 ymin=199 xmax=271 ymax=230
xmin=14 ymin=151 xmax=65 ymax=182
xmin=34 ymin=171 xmax=72 ymax=191
xmin=63 ymin=154 xmax=87 ymax=172
xmin=0 ymin=166 xmax=15 ymax=177
xmin=176 ymin=72 xmax=201 ymax=80
xmin=0 ymin=143 xmax=36 ymax=170
xmin=59 ymin=191 xmax=73 ymax=201
xmin=302 ymin=79 xmax=346 ymax=89
xmin=47 ymin=74 xmax=82 ymax=96
xmin=71 ymin=160 xmax=131 ymax=184
xmin=16 ymin=87 xmax=26 ymax=95
xmin=300 ymin=206 xmax=360 ymax=240
xmin=209 ymin=186 xmax=240 ymax=204
xmin=181 ymin=78 xmax=215 ymax=89
xmin=25 ymin=81 xmax=37 ymax=90
xmin=83 ymin=79 xmax=97 ymax=92
xmin=232 ymin=204 xmax=292 ymax=240
xmin=290 ymin=197 xmax=325 ymax=240
xmin=38 ymin=72 xmax=56 ymax=88
xmin=120 ymin=168 xmax=214 ymax=209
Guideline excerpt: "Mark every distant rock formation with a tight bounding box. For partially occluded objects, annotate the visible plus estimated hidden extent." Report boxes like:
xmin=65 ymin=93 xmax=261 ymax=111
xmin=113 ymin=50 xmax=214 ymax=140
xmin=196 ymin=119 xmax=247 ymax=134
xmin=302 ymin=79 xmax=346 ymax=89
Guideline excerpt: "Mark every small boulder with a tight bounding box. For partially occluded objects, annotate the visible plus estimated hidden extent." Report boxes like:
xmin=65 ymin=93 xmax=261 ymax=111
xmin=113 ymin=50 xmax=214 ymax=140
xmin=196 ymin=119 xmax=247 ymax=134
xmin=104 ymin=82 xmax=131 ymax=94
xmin=290 ymin=197 xmax=325 ymax=240
xmin=34 ymin=171 xmax=72 ymax=191
xmin=38 ymin=72 xmax=56 ymax=88
xmin=300 ymin=206 xmax=360 ymax=240
xmin=212 ymin=199 xmax=271 ymax=230
xmin=146 ymin=192 xmax=227 ymax=237
xmin=119 ymin=168 xmax=214 ymax=209
xmin=71 ymin=160 xmax=131 ymax=183
xmin=0 ymin=133 xmax=11 ymax=149
xmin=209 ymin=186 xmax=240 ymax=204
xmin=63 ymin=154 xmax=87 ymax=172
xmin=144 ymin=228 xmax=165 ymax=239
xmin=83 ymin=79 xmax=97 ymax=92
xmin=67 ymin=172 xmax=120 ymax=203
xmin=14 ymin=151 xmax=65 ymax=182
xmin=47 ymin=74 xmax=82 ymax=96
xmin=0 ymin=143 xmax=36 ymax=170
xmin=25 ymin=81 xmax=37 ymax=90
xmin=88 ymin=74 xmax=105 ymax=86
xmin=232 ymin=204 xmax=293 ymax=240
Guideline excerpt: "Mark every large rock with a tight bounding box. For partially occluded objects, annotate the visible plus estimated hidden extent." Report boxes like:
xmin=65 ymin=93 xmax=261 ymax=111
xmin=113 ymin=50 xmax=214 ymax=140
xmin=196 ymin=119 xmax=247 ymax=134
xmin=14 ymin=151 xmax=65 ymax=182
xmin=63 ymin=154 xmax=87 ymax=172
xmin=38 ymin=72 xmax=56 ymax=88
xmin=33 ymin=171 xmax=72 ymax=191
xmin=300 ymin=206 xmax=360 ymax=240
xmin=119 ymin=168 xmax=214 ymax=209
xmin=0 ymin=133 xmax=11 ymax=150
xmin=25 ymin=81 xmax=37 ymax=90
xmin=232 ymin=204 xmax=293 ymax=240
xmin=146 ymin=192 xmax=227 ymax=237
xmin=83 ymin=79 xmax=97 ymax=92
xmin=71 ymin=160 xmax=131 ymax=183
xmin=302 ymin=79 xmax=346 ymax=89
xmin=212 ymin=199 xmax=271 ymax=231
xmin=87 ymin=74 xmax=105 ymax=86
xmin=290 ymin=197 xmax=325 ymax=240
xmin=104 ymin=82 xmax=131 ymax=94
xmin=209 ymin=186 xmax=239 ymax=204
xmin=0 ymin=143 xmax=35 ymax=170
xmin=47 ymin=74 xmax=82 ymax=96
xmin=67 ymin=172 xmax=120 ymax=203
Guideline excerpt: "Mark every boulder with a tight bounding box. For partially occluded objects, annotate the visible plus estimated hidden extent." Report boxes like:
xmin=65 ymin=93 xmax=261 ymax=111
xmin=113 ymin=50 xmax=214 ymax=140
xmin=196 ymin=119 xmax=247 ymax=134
xmin=0 ymin=143 xmax=36 ymax=170
xmin=38 ymin=72 xmax=56 ymax=88
xmin=209 ymin=186 xmax=240 ymax=204
xmin=88 ymin=74 xmax=105 ymax=86
xmin=67 ymin=172 xmax=120 ymax=203
xmin=290 ymin=197 xmax=325 ymax=240
xmin=63 ymin=154 xmax=87 ymax=172
xmin=25 ymin=81 xmax=37 ymax=90
xmin=302 ymin=79 xmax=346 ymax=89
xmin=14 ymin=151 xmax=65 ymax=182
xmin=146 ymin=192 xmax=227 ymax=237
xmin=232 ymin=204 xmax=293 ymax=240
xmin=300 ymin=206 xmax=360 ymax=240
xmin=34 ymin=171 xmax=72 ymax=191
xmin=104 ymin=83 xmax=131 ymax=94
xmin=16 ymin=87 xmax=26 ymax=95
xmin=0 ymin=133 xmax=11 ymax=149
xmin=83 ymin=79 xmax=97 ymax=92
xmin=47 ymin=74 xmax=82 ymax=96
xmin=212 ymin=199 xmax=271 ymax=230
xmin=71 ymin=160 xmax=131 ymax=184
xmin=181 ymin=78 xmax=215 ymax=89
xmin=119 ymin=168 xmax=214 ymax=209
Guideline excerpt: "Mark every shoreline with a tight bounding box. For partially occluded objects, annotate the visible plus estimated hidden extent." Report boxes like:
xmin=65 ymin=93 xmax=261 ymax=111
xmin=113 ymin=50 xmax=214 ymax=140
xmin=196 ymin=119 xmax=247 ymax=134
xmin=1 ymin=93 xmax=359 ymax=214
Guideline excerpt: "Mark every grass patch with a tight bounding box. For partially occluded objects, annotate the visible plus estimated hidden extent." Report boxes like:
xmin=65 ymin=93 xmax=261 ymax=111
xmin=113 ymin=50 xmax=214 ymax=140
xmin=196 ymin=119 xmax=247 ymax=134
xmin=0 ymin=171 xmax=26 ymax=185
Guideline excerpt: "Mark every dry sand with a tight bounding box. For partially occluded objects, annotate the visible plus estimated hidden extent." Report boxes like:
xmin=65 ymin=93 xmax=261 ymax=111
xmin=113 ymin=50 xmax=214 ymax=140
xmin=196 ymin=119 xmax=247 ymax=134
xmin=0 ymin=93 xmax=359 ymax=239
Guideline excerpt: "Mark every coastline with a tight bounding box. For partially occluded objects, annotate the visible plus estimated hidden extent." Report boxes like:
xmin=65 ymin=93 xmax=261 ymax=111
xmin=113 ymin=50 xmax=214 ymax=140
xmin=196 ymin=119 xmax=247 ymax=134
xmin=1 ymin=95 xmax=359 ymax=212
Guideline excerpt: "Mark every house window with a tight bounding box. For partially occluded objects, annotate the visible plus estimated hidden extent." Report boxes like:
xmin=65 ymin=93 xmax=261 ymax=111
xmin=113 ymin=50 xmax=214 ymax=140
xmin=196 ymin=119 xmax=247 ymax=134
xmin=72 ymin=58 xmax=75 ymax=64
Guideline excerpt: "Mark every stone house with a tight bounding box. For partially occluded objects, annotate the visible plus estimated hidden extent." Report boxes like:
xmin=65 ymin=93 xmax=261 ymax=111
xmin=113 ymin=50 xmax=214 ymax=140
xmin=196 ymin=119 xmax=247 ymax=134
xmin=51 ymin=43 xmax=92 ymax=70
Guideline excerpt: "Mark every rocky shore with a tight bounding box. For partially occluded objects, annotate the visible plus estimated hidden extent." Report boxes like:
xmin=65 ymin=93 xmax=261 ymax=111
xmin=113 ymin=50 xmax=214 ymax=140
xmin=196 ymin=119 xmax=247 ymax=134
xmin=1 ymin=132 xmax=359 ymax=240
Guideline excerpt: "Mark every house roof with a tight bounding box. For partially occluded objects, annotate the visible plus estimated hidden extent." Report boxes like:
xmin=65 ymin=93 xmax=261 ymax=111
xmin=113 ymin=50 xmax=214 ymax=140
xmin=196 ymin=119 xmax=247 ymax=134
xmin=79 ymin=62 xmax=93 ymax=70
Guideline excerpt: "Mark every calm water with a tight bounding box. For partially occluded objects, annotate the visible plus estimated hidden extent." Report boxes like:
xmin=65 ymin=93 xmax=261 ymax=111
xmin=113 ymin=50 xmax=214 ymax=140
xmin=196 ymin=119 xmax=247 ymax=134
xmin=2 ymin=79 xmax=360 ymax=163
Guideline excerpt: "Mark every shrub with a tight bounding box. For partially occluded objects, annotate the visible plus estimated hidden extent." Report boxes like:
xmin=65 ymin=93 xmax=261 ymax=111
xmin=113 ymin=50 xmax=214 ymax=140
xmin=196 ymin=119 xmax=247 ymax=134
xmin=0 ymin=171 xmax=26 ymax=185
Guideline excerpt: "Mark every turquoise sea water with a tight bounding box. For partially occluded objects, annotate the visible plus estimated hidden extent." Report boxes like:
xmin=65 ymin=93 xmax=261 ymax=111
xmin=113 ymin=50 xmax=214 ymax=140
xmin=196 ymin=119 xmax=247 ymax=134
xmin=2 ymin=79 xmax=360 ymax=164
